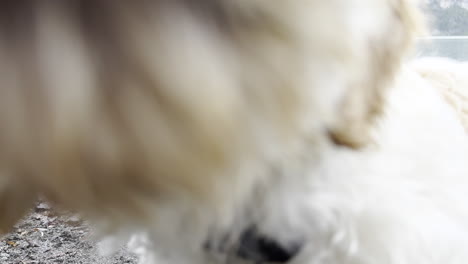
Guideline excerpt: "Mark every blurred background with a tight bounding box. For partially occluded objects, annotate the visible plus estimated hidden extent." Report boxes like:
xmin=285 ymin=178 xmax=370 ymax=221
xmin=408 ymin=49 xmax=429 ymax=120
xmin=418 ymin=0 xmax=468 ymax=60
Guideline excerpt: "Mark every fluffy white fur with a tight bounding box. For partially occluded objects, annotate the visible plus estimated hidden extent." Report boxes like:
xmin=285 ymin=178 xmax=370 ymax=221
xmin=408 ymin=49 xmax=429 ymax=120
xmin=115 ymin=66 xmax=468 ymax=264
xmin=411 ymin=57 xmax=468 ymax=132
xmin=294 ymin=68 xmax=468 ymax=264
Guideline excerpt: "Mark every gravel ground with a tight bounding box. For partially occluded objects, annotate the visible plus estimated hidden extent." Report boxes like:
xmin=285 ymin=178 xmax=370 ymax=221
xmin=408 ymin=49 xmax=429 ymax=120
xmin=0 ymin=202 xmax=138 ymax=264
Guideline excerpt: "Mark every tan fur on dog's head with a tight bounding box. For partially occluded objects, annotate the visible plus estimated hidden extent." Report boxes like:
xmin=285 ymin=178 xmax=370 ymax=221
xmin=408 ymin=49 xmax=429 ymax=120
xmin=0 ymin=0 xmax=422 ymax=253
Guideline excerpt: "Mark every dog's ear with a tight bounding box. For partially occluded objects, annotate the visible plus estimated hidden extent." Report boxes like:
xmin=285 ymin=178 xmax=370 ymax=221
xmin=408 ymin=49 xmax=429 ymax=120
xmin=328 ymin=0 xmax=423 ymax=149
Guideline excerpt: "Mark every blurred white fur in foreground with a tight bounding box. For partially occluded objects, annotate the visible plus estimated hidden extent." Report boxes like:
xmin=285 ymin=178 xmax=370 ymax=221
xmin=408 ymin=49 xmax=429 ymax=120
xmin=3 ymin=1 xmax=468 ymax=264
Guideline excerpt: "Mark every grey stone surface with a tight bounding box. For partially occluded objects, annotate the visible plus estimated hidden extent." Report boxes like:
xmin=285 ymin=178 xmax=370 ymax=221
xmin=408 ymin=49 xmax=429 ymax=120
xmin=0 ymin=202 xmax=138 ymax=264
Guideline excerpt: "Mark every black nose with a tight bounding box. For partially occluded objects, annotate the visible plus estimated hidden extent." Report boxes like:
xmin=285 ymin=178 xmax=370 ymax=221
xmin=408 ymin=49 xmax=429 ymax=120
xmin=235 ymin=228 xmax=303 ymax=263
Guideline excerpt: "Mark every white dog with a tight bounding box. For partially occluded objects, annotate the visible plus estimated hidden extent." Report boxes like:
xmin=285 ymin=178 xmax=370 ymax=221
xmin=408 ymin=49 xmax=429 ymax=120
xmin=2 ymin=1 xmax=468 ymax=264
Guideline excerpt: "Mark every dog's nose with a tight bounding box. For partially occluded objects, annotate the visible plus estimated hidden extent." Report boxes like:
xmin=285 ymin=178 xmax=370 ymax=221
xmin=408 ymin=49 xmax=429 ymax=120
xmin=235 ymin=228 xmax=303 ymax=263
